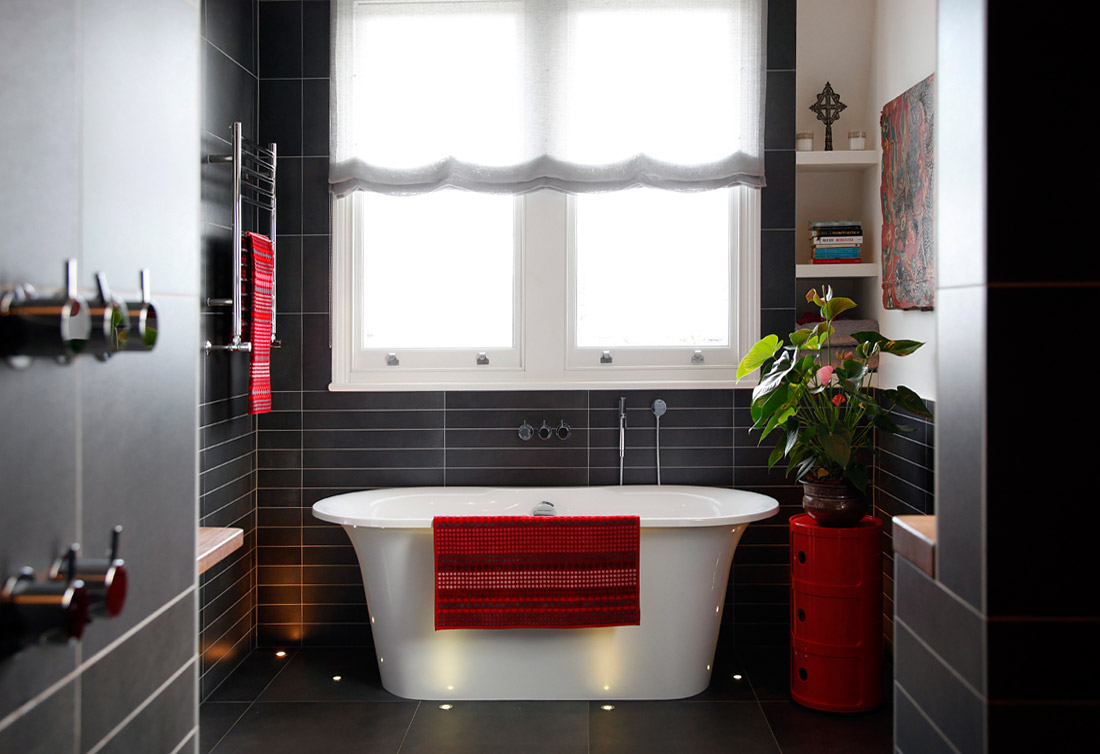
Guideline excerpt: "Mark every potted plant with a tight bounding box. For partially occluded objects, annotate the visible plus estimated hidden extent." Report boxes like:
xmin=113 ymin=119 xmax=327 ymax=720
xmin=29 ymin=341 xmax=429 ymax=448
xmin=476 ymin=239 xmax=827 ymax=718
xmin=736 ymin=286 xmax=932 ymax=526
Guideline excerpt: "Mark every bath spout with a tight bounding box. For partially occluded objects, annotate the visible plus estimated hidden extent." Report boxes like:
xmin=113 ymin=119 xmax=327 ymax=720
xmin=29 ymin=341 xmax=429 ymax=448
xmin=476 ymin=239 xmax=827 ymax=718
xmin=532 ymin=501 xmax=556 ymax=516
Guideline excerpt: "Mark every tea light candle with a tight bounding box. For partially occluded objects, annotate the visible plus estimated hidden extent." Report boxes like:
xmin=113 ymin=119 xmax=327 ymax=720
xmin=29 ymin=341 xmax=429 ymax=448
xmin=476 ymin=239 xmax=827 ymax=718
xmin=848 ymin=130 xmax=867 ymax=150
xmin=796 ymin=132 xmax=814 ymax=151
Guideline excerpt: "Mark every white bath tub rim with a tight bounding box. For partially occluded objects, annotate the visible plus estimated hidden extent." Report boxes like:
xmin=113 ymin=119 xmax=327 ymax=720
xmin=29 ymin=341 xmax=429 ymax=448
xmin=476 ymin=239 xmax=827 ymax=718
xmin=311 ymin=485 xmax=779 ymax=529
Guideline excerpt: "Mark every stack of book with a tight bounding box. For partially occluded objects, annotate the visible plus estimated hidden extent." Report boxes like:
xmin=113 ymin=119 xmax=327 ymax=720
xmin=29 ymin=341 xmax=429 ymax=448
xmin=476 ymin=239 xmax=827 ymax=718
xmin=810 ymin=220 xmax=862 ymax=264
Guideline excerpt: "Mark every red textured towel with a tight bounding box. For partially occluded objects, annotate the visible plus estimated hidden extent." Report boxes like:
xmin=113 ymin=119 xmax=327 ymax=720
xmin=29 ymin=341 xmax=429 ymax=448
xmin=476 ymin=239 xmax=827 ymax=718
xmin=245 ymin=232 xmax=274 ymax=414
xmin=433 ymin=516 xmax=640 ymax=630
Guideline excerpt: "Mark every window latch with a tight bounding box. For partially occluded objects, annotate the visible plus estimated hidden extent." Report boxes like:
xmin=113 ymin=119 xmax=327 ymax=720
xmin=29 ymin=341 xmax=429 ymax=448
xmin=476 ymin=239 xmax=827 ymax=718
xmin=692 ymin=350 xmax=705 ymax=364
xmin=476 ymin=352 xmax=489 ymax=365
xmin=386 ymin=353 xmax=399 ymax=366
xmin=600 ymin=350 xmax=613 ymax=364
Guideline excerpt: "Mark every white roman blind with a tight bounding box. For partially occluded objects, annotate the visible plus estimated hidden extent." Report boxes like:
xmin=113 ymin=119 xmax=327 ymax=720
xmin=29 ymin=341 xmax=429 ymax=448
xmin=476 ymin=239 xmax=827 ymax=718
xmin=330 ymin=0 xmax=767 ymax=195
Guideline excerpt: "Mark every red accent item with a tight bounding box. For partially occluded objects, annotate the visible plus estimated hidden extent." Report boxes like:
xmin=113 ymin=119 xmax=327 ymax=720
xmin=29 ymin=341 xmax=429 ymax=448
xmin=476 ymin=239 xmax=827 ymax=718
xmin=433 ymin=516 xmax=640 ymax=630
xmin=104 ymin=565 xmax=127 ymax=617
xmin=245 ymin=232 xmax=274 ymax=414
xmin=789 ymin=514 xmax=882 ymax=713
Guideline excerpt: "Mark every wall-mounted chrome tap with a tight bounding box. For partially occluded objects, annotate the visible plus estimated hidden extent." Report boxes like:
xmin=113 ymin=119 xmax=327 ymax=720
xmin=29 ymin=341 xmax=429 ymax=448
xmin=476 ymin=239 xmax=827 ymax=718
xmin=618 ymin=397 xmax=628 ymax=485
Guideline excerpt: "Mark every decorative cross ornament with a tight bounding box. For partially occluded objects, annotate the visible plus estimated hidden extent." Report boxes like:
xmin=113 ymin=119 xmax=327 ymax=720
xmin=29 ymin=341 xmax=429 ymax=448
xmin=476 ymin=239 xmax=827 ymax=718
xmin=809 ymin=82 xmax=847 ymax=151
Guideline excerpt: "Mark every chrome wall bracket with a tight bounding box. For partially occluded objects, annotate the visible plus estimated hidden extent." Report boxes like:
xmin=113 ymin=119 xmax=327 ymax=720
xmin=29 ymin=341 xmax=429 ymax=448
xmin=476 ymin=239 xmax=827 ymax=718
xmin=1 ymin=261 xmax=156 ymax=369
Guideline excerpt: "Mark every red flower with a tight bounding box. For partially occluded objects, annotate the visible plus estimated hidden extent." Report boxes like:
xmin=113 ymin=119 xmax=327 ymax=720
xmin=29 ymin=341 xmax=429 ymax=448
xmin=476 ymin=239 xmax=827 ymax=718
xmin=831 ymin=394 xmax=846 ymax=406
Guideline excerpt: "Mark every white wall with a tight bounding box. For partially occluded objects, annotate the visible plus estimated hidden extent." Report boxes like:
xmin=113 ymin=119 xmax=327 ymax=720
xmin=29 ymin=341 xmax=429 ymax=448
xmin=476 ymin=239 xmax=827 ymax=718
xmin=868 ymin=0 xmax=938 ymax=399
xmin=798 ymin=0 xmax=938 ymax=400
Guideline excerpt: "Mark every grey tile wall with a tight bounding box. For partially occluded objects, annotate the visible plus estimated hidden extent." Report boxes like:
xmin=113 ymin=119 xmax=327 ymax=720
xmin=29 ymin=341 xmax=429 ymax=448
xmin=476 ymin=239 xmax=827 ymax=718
xmin=896 ymin=3 xmax=1099 ymax=752
xmin=0 ymin=1 xmax=201 ymax=752
xmin=252 ymin=0 xmax=802 ymax=652
xmin=200 ymin=0 xmax=259 ymax=702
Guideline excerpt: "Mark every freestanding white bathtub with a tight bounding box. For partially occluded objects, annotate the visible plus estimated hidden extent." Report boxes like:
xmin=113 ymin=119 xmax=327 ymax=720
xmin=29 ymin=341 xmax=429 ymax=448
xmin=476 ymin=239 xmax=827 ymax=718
xmin=312 ymin=485 xmax=778 ymax=700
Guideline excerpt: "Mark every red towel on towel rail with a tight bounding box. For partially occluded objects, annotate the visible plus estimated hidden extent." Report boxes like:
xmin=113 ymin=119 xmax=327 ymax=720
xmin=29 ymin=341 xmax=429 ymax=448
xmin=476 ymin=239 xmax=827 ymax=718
xmin=245 ymin=232 xmax=274 ymax=415
xmin=433 ymin=516 xmax=640 ymax=630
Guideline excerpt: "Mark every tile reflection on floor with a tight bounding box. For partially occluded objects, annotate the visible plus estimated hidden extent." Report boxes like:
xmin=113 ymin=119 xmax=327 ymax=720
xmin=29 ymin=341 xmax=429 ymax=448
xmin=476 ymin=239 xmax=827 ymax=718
xmin=201 ymin=647 xmax=892 ymax=754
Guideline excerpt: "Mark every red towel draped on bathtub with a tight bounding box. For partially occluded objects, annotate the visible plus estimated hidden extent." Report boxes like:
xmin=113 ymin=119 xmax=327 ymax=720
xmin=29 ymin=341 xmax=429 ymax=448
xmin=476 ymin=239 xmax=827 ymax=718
xmin=433 ymin=516 xmax=640 ymax=630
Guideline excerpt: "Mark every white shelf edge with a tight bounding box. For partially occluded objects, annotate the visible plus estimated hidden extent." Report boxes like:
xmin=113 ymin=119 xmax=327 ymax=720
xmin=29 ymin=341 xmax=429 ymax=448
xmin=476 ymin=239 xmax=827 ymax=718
xmin=796 ymin=262 xmax=878 ymax=279
xmin=795 ymin=150 xmax=880 ymax=171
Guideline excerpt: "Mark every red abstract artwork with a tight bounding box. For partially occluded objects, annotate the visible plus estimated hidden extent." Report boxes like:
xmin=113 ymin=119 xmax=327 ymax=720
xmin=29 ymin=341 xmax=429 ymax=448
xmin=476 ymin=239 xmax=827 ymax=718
xmin=880 ymin=74 xmax=934 ymax=310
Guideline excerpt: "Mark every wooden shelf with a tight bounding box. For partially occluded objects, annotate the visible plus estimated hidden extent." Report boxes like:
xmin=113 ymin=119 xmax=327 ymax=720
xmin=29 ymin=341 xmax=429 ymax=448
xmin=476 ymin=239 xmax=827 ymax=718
xmin=893 ymin=515 xmax=936 ymax=577
xmin=796 ymin=150 xmax=880 ymax=172
xmin=796 ymin=262 xmax=877 ymax=278
xmin=198 ymin=527 xmax=243 ymax=574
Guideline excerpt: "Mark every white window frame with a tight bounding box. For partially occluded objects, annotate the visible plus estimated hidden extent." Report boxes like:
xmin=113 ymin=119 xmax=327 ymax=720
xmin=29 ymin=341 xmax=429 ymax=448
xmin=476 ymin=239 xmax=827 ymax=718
xmin=330 ymin=188 xmax=759 ymax=391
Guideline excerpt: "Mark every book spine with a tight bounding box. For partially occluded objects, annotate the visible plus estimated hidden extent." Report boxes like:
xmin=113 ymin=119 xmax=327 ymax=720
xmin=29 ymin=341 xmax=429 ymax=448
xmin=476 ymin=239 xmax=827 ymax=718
xmin=813 ymin=249 xmax=861 ymax=258
xmin=810 ymin=219 xmax=862 ymax=229
xmin=810 ymin=258 xmax=864 ymax=264
xmin=813 ymin=235 xmax=864 ymax=245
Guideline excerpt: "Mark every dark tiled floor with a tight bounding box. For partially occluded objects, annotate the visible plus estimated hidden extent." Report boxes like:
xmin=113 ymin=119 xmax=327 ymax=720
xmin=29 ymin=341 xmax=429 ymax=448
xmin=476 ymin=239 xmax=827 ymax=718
xmin=201 ymin=646 xmax=892 ymax=754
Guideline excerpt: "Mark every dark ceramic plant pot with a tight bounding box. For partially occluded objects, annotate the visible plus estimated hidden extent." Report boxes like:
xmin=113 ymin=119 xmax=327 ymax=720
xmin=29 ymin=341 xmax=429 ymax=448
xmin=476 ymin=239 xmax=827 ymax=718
xmin=801 ymin=479 xmax=867 ymax=527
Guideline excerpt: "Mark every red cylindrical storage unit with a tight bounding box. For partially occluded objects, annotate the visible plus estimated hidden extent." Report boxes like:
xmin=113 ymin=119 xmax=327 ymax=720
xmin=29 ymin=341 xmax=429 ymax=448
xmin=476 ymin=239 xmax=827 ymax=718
xmin=789 ymin=514 xmax=882 ymax=712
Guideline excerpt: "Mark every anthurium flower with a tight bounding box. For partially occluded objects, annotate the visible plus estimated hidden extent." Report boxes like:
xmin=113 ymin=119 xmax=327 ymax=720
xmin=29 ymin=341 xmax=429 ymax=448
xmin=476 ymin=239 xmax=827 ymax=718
xmin=832 ymin=394 xmax=846 ymax=406
xmin=816 ymin=365 xmax=835 ymax=384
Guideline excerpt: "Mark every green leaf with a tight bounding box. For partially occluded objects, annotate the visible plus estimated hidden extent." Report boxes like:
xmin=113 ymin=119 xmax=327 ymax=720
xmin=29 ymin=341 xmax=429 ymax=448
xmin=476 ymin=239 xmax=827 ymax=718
xmin=846 ymin=462 xmax=869 ymax=493
xmin=819 ymin=431 xmax=851 ymax=467
xmin=851 ymin=331 xmax=887 ymax=346
xmin=892 ymin=385 xmax=933 ymax=418
xmin=872 ymin=413 xmax=904 ymax=434
xmin=879 ymin=339 xmax=925 ymax=356
xmin=822 ymin=296 xmax=857 ymax=321
xmin=737 ymin=335 xmax=782 ymax=380
xmin=789 ymin=329 xmax=813 ymax=347
xmin=784 ymin=425 xmax=800 ymax=456
xmin=752 ymin=351 xmax=794 ymax=403
xmin=768 ymin=438 xmax=786 ymax=468
xmin=793 ymin=455 xmax=818 ymax=482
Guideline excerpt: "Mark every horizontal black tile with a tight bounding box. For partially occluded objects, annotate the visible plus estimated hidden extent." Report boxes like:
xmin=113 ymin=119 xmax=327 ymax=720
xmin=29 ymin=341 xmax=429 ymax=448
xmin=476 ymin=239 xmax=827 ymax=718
xmin=303 ymin=428 xmax=443 ymax=449
xmin=303 ymin=391 xmax=444 ymax=411
xmin=303 ymin=448 xmax=444 ymax=469
xmin=302 ymin=468 xmax=445 ymax=488
xmin=445 ymin=447 xmax=587 ymax=469
xmin=303 ymin=410 xmax=444 ymax=430
xmin=444 ymin=468 xmax=589 ymax=487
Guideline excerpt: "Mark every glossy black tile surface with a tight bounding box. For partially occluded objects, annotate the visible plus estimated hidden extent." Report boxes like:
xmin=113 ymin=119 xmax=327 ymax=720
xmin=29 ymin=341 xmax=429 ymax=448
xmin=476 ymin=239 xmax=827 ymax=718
xmin=250 ymin=0 xmax=802 ymax=659
xmin=203 ymin=646 xmax=892 ymax=754
xmin=258 ymin=0 xmax=302 ymax=78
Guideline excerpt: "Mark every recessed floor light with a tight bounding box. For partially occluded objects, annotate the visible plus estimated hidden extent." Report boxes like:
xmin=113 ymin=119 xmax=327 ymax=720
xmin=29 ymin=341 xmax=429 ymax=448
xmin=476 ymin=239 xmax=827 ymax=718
xmin=732 ymin=674 xmax=743 ymax=681
xmin=439 ymin=704 xmax=454 ymax=711
xmin=332 ymin=675 xmax=342 ymax=682
xmin=274 ymin=651 xmax=286 ymax=658
xmin=600 ymin=705 xmax=615 ymax=711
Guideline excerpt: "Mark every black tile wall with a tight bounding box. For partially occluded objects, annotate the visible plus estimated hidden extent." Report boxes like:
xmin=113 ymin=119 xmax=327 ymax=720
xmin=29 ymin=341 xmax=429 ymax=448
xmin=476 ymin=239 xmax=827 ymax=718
xmin=1 ymin=1 xmax=201 ymax=751
xmin=200 ymin=0 xmax=260 ymax=703
xmin=873 ymin=398 xmax=935 ymax=656
xmin=256 ymin=0 xmax=805 ymax=647
xmin=253 ymin=0 xmax=802 ymax=652
xmin=896 ymin=4 xmax=1099 ymax=752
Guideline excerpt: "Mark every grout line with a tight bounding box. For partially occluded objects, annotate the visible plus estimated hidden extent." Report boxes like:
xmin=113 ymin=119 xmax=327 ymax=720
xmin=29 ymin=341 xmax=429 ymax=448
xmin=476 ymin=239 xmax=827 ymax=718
xmin=394 ymin=700 xmax=421 ymax=754
xmin=85 ymin=657 xmax=196 ymax=754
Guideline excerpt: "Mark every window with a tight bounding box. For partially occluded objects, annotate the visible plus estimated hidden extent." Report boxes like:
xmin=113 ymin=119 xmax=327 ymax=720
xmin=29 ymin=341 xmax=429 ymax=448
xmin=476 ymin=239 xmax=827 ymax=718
xmin=329 ymin=0 xmax=766 ymax=390
xmin=332 ymin=188 xmax=759 ymax=389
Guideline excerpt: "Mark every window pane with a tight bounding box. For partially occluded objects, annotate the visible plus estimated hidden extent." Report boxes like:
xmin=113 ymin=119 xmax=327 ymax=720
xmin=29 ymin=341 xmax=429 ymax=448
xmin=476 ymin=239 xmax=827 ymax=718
xmin=575 ymin=189 xmax=729 ymax=348
xmin=360 ymin=191 xmax=515 ymax=349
